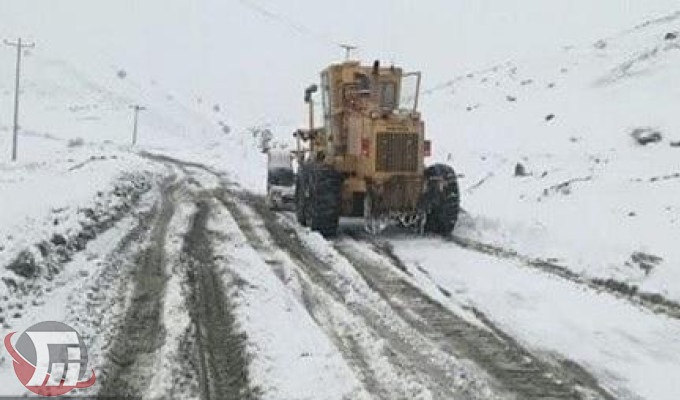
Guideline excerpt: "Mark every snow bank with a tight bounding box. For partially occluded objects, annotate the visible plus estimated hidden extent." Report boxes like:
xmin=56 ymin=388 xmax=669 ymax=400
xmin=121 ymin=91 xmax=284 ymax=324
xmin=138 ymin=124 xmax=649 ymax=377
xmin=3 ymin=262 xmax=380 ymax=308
xmin=424 ymin=11 xmax=680 ymax=302
xmin=392 ymin=238 xmax=680 ymax=400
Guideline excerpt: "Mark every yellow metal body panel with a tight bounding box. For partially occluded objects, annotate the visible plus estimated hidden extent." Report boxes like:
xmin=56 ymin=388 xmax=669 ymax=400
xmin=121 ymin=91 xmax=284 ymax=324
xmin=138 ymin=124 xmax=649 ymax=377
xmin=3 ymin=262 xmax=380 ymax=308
xmin=302 ymin=60 xmax=426 ymax=215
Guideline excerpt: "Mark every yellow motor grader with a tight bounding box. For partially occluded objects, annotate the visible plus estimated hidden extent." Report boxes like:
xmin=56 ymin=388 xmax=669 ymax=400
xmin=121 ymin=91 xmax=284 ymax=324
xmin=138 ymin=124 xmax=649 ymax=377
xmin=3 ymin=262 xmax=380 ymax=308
xmin=294 ymin=59 xmax=459 ymax=237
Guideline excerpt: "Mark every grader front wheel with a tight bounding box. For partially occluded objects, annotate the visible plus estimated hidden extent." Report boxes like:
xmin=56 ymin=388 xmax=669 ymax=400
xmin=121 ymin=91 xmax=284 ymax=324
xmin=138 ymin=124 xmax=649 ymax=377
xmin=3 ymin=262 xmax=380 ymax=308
xmin=422 ymin=163 xmax=461 ymax=236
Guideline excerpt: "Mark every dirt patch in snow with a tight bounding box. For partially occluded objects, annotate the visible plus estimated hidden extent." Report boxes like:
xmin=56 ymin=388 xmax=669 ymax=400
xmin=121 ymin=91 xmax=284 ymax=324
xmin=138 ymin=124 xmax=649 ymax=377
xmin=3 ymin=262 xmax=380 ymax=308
xmin=98 ymin=176 xmax=179 ymax=397
xmin=3 ymin=172 xmax=153 ymax=282
xmin=181 ymin=199 xmax=259 ymax=400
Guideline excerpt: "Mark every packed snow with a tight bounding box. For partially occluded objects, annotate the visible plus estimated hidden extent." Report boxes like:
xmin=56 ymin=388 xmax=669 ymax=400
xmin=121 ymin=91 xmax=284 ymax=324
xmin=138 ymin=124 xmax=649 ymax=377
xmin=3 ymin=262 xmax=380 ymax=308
xmin=392 ymin=237 xmax=680 ymax=400
xmin=1 ymin=1 xmax=680 ymax=400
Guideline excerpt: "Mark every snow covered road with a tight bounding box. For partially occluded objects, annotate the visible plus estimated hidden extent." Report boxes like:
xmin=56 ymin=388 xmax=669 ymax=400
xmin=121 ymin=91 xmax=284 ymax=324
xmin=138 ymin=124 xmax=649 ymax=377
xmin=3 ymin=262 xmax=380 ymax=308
xmin=386 ymin=234 xmax=680 ymax=400
xmin=3 ymin=153 xmax=646 ymax=399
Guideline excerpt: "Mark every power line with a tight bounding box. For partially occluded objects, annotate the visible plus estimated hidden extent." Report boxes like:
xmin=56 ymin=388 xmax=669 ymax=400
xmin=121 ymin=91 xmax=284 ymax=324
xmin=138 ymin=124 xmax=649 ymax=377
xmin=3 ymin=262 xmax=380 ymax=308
xmin=236 ymin=0 xmax=343 ymax=47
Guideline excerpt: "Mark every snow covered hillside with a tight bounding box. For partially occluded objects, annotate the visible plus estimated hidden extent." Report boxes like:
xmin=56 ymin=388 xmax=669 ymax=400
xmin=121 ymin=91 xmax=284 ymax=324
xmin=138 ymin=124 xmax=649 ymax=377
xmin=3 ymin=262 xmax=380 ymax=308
xmin=0 ymin=51 xmax=267 ymax=324
xmin=1 ymin=2 xmax=680 ymax=400
xmin=424 ymin=10 xmax=680 ymax=304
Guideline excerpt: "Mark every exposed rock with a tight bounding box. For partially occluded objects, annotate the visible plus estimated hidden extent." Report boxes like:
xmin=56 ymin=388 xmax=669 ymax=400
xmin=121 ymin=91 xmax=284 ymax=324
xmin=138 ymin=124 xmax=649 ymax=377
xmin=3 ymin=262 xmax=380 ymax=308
xmin=36 ymin=242 xmax=49 ymax=258
xmin=541 ymin=176 xmax=593 ymax=198
xmin=51 ymin=234 xmax=67 ymax=246
xmin=594 ymin=278 xmax=638 ymax=296
xmin=641 ymin=293 xmax=665 ymax=305
xmin=81 ymin=207 xmax=96 ymax=220
xmin=2 ymin=277 xmax=17 ymax=291
xmin=631 ymin=127 xmax=662 ymax=145
xmin=6 ymin=251 xmax=39 ymax=278
xmin=594 ymin=40 xmax=607 ymax=49
xmin=78 ymin=227 xmax=97 ymax=242
xmin=514 ymin=163 xmax=528 ymax=177
xmin=67 ymin=137 xmax=85 ymax=148
xmin=628 ymin=252 xmax=663 ymax=276
xmin=69 ymin=236 xmax=87 ymax=252
xmin=218 ymin=121 xmax=231 ymax=134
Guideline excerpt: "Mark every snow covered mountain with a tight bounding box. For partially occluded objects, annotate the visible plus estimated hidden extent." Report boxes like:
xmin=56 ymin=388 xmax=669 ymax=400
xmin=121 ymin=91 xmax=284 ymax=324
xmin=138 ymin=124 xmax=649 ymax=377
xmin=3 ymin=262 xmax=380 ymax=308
xmin=426 ymin=10 xmax=680 ymax=303
xmin=1 ymin=2 xmax=680 ymax=400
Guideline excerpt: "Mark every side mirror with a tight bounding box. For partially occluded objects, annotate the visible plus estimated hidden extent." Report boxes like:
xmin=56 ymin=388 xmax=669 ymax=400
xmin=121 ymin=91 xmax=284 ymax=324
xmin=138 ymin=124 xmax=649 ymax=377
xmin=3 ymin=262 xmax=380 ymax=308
xmin=304 ymin=84 xmax=318 ymax=103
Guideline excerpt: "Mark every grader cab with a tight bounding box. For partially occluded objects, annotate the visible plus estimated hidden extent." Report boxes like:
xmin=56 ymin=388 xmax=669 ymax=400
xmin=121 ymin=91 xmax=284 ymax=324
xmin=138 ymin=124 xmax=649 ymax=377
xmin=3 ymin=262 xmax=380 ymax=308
xmin=294 ymin=59 xmax=460 ymax=237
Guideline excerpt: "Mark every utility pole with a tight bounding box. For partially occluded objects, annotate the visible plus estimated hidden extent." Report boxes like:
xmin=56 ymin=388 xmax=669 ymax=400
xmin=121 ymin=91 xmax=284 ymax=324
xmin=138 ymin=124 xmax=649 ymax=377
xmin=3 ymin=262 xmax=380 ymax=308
xmin=129 ymin=105 xmax=146 ymax=146
xmin=4 ymin=38 xmax=35 ymax=162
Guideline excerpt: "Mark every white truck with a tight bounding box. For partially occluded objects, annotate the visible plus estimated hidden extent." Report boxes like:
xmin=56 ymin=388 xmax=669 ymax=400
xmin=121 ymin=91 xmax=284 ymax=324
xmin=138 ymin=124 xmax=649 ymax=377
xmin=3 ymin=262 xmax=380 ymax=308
xmin=266 ymin=150 xmax=295 ymax=210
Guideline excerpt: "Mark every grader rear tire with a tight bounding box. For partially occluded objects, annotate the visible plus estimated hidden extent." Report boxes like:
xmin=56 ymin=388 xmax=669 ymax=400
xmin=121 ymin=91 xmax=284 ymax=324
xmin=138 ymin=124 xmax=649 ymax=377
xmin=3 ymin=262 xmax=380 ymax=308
xmin=295 ymin=169 xmax=308 ymax=226
xmin=422 ymin=163 xmax=460 ymax=236
xmin=297 ymin=163 xmax=343 ymax=237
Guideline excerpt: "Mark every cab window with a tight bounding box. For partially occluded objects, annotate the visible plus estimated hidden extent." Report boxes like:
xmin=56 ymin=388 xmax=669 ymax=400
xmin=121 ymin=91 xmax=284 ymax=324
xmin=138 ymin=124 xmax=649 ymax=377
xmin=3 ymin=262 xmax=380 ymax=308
xmin=380 ymin=82 xmax=397 ymax=109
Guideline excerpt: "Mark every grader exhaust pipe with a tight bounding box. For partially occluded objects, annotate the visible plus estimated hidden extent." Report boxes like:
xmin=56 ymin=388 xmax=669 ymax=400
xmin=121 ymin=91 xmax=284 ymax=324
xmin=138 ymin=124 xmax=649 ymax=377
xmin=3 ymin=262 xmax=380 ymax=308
xmin=304 ymin=84 xmax=318 ymax=132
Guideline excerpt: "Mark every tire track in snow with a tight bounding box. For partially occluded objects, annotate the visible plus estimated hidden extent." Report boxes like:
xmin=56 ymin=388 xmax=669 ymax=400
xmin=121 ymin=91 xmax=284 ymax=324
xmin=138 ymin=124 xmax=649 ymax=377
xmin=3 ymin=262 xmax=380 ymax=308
xmin=217 ymin=194 xmax=398 ymax=399
xmin=182 ymin=198 xmax=258 ymax=400
xmin=208 ymin=197 xmax=371 ymax=400
xmin=145 ymin=201 xmax=200 ymax=400
xmin=136 ymin=151 xmax=258 ymax=399
xmin=219 ymin=192 xmax=501 ymax=400
xmin=334 ymin=238 xmax=615 ymax=400
xmin=98 ymin=175 xmax=180 ymax=397
xmin=136 ymin=155 xmax=611 ymax=399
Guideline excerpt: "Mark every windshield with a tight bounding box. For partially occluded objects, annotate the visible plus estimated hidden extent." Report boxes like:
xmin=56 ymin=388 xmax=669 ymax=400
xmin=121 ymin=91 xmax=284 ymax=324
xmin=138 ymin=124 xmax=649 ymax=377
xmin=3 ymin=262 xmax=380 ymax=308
xmin=399 ymin=72 xmax=421 ymax=112
xmin=268 ymin=168 xmax=295 ymax=187
xmin=380 ymin=82 xmax=398 ymax=110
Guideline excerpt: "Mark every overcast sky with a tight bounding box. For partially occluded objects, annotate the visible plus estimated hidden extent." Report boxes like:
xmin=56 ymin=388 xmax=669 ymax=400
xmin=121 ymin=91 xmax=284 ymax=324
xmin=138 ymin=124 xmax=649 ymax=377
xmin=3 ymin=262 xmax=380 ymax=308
xmin=1 ymin=0 xmax=678 ymax=128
